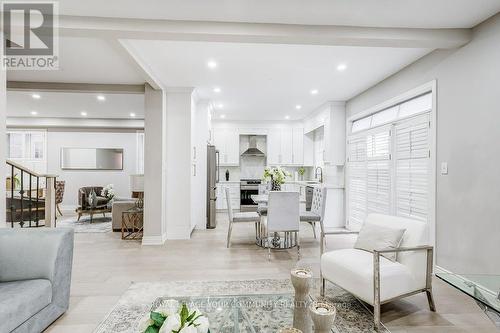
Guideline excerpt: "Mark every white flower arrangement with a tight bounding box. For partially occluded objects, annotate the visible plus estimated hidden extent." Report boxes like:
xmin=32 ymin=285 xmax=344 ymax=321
xmin=262 ymin=166 xmax=291 ymax=185
xmin=101 ymin=184 xmax=115 ymax=199
xmin=136 ymin=300 xmax=210 ymax=333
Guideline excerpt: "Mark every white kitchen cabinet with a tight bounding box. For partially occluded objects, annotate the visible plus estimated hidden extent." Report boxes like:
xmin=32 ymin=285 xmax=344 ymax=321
xmin=324 ymin=103 xmax=346 ymax=166
xmin=267 ymin=130 xmax=281 ymax=165
xmin=213 ymin=128 xmax=240 ymax=166
xmin=280 ymin=128 xmax=293 ymax=165
xmin=303 ymin=131 xmax=314 ymax=166
xmin=216 ymin=183 xmax=240 ymax=210
xmin=267 ymin=128 xmax=305 ymax=166
xmin=292 ymin=128 xmax=304 ymax=165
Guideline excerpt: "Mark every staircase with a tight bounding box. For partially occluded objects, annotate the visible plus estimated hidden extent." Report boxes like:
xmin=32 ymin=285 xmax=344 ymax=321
xmin=6 ymin=160 xmax=57 ymax=228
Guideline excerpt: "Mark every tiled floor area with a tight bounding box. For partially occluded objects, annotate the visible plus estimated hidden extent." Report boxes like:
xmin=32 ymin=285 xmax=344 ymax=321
xmin=46 ymin=212 xmax=499 ymax=333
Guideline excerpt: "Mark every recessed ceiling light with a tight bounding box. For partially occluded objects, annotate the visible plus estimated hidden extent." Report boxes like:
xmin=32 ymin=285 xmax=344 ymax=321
xmin=285 ymin=115 xmax=290 ymax=120
xmin=213 ymin=87 xmax=221 ymax=93
xmin=220 ymin=114 xmax=226 ymax=119
xmin=97 ymin=95 xmax=106 ymax=101
xmin=80 ymin=111 xmax=87 ymax=116
xmin=310 ymin=89 xmax=319 ymax=95
xmin=217 ymin=103 xmax=224 ymax=108
xmin=295 ymin=105 xmax=302 ymax=110
xmin=207 ymin=60 xmax=217 ymax=69
xmin=337 ymin=63 xmax=347 ymax=71
xmin=30 ymin=111 xmax=38 ymax=116
xmin=130 ymin=113 xmax=136 ymax=117
xmin=31 ymin=93 xmax=41 ymax=99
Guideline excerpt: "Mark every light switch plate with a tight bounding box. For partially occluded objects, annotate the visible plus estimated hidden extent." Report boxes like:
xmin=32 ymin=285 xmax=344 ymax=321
xmin=441 ymin=162 xmax=448 ymax=175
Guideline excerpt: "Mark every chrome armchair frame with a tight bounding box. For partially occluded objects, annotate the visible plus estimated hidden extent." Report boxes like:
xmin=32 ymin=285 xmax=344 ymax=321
xmin=320 ymin=226 xmax=436 ymax=330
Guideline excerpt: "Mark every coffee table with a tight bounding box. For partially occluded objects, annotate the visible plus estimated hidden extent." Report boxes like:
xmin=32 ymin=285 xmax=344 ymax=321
xmin=151 ymin=293 xmax=334 ymax=332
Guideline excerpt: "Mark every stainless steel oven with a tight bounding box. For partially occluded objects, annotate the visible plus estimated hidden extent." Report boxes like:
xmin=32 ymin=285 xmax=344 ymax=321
xmin=240 ymin=179 xmax=261 ymax=211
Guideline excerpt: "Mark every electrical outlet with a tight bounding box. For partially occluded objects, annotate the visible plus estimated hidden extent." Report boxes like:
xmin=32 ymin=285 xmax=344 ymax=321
xmin=441 ymin=162 xmax=448 ymax=175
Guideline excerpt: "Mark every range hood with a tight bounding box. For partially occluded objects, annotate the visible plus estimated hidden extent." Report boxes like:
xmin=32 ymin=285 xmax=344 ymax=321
xmin=241 ymin=136 xmax=265 ymax=157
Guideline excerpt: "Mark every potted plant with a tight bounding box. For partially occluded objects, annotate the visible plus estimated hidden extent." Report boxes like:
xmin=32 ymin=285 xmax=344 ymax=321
xmin=298 ymin=167 xmax=306 ymax=181
xmin=263 ymin=166 xmax=291 ymax=191
xmin=101 ymin=184 xmax=115 ymax=208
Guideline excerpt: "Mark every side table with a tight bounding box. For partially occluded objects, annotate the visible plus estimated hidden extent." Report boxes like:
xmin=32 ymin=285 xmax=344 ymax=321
xmin=121 ymin=207 xmax=143 ymax=240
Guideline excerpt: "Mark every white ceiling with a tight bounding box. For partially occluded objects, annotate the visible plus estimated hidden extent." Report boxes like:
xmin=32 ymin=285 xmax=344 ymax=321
xmin=7 ymin=37 xmax=144 ymax=84
xmin=57 ymin=0 xmax=500 ymax=28
xmin=125 ymin=40 xmax=429 ymax=120
xmin=7 ymin=91 xmax=144 ymax=119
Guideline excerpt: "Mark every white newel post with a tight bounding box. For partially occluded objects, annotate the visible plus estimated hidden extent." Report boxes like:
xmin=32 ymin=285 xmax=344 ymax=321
xmin=45 ymin=177 xmax=57 ymax=227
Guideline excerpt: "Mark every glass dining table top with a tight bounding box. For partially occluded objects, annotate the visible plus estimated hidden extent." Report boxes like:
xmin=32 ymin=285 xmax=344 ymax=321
xmin=436 ymin=272 xmax=500 ymax=313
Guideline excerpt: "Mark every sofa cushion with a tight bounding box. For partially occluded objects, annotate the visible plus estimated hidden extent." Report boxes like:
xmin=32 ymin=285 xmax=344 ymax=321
xmin=321 ymin=248 xmax=417 ymax=304
xmin=354 ymin=223 xmax=406 ymax=261
xmin=0 ymin=279 xmax=52 ymax=332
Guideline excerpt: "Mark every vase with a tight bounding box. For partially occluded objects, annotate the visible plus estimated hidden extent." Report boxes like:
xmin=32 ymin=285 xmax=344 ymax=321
xmin=291 ymin=268 xmax=313 ymax=333
xmin=271 ymin=176 xmax=281 ymax=191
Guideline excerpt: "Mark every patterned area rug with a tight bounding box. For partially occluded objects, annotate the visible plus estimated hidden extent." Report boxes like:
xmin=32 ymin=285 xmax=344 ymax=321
xmin=57 ymin=216 xmax=112 ymax=233
xmin=94 ymin=279 xmax=389 ymax=333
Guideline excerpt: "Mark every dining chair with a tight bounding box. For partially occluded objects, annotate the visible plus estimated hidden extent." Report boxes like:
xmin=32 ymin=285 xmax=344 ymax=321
xmin=225 ymin=187 xmax=260 ymax=248
xmin=257 ymin=183 xmax=269 ymax=216
xmin=266 ymin=191 xmax=300 ymax=260
xmin=300 ymin=187 xmax=326 ymax=239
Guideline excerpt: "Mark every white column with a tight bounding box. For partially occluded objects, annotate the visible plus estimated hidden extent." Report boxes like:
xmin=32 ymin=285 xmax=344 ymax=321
xmin=0 ymin=32 xmax=6 ymax=228
xmin=142 ymin=84 xmax=167 ymax=245
xmin=164 ymin=88 xmax=194 ymax=239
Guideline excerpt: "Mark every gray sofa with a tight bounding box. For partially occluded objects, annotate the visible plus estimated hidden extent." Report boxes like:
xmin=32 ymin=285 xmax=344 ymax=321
xmin=0 ymin=228 xmax=74 ymax=333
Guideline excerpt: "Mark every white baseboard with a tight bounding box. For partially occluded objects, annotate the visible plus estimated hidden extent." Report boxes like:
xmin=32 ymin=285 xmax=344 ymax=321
xmin=141 ymin=233 xmax=167 ymax=246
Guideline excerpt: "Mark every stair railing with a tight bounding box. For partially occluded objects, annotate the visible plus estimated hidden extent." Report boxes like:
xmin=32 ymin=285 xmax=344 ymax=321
xmin=6 ymin=159 xmax=58 ymax=228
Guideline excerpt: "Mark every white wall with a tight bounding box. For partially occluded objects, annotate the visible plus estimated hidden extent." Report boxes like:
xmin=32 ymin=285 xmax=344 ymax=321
xmin=191 ymin=100 xmax=212 ymax=230
xmin=346 ymin=13 xmax=500 ymax=275
xmin=0 ymin=33 xmax=6 ymax=227
xmin=164 ymin=89 xmax=193 ymax=239
xmin=46 ymin=129 xmax=138 ymax=208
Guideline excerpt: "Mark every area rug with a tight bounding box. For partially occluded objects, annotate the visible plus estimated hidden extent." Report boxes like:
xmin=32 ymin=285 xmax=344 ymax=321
xmin=94 ymin=279 xmax=389 ymax=333
xmin=56 ymin=216 xmax=112 ymax=233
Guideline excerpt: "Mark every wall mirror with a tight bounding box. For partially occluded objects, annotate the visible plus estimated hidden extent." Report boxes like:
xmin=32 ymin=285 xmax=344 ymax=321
xmin=60 ymin=148 xmax=123 ymax=170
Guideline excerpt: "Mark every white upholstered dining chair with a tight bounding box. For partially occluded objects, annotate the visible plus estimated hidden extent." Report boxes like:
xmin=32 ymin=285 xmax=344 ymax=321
xmin=225 ymin=187 xmax=260 ymax=248
xmin=300 ymin=187 xmax=326 ymax=239
xmin=266 ymin=191 xmax=300 ymax=260
xmin=320 ymin=213 xmax=435 ymax=330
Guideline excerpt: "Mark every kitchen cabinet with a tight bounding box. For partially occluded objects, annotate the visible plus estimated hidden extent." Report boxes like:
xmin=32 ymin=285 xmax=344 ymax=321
xmin=292 ymin=128 xmax=304 ymax=165
xmin=213 ymin=128 xmax=240 ymax=166
xmin=323 ymin=103 xmax=346 ymax=165
xmin=216 ymin=183 xmax=240 ymax=210
xmin=267 ymin=128 xmax=304 ymax=166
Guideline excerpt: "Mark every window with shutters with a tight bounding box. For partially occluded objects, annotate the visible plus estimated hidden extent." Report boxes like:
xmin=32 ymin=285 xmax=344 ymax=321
xmin=394 ymin=114 xmax=430 ymax=221
xmin=347 ymin=92 xmax=432 ymax=229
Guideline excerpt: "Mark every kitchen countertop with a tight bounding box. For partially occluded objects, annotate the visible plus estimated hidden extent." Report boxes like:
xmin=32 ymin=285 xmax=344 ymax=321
xmin=218 ymin=180 xmax=241 ymax=184
xmin=285 ymin=180 xmax=344 ymax=189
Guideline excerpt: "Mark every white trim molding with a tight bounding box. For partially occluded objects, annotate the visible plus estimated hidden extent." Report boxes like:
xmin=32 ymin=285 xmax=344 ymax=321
xmin=141 ymin=233 xmax=167 ymax=246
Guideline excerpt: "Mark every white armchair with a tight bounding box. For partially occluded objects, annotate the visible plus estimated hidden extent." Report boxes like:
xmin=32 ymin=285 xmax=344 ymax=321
xmin=320 ymin=213 xmax=435 ymax=330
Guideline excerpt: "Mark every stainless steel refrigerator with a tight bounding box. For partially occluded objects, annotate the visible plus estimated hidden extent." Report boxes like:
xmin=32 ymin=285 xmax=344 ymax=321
xmin=206 ymin=145 xmax=219 ymax=229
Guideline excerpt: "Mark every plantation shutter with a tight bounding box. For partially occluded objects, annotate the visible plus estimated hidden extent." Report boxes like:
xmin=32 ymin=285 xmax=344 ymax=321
xmin=347 ymin=136 xmax=367 ymax=227
xmin=394 ymin=114 xmax=430 ymax=221
xmin=366 ymin=129 xmax=391 ymax=215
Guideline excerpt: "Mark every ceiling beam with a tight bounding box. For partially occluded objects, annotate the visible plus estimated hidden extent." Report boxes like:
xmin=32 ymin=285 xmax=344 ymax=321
xmin=7 ymin=81 xmax=145 ymax=94
xmin=7 ymin=117 xmax=144 ymax=129
xmin=57 ymin=15 xmax=472 ymax=49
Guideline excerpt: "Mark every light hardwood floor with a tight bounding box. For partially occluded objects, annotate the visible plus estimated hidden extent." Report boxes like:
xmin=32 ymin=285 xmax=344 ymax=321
xmin=46 ymin=212 xmax=498 ymax=333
